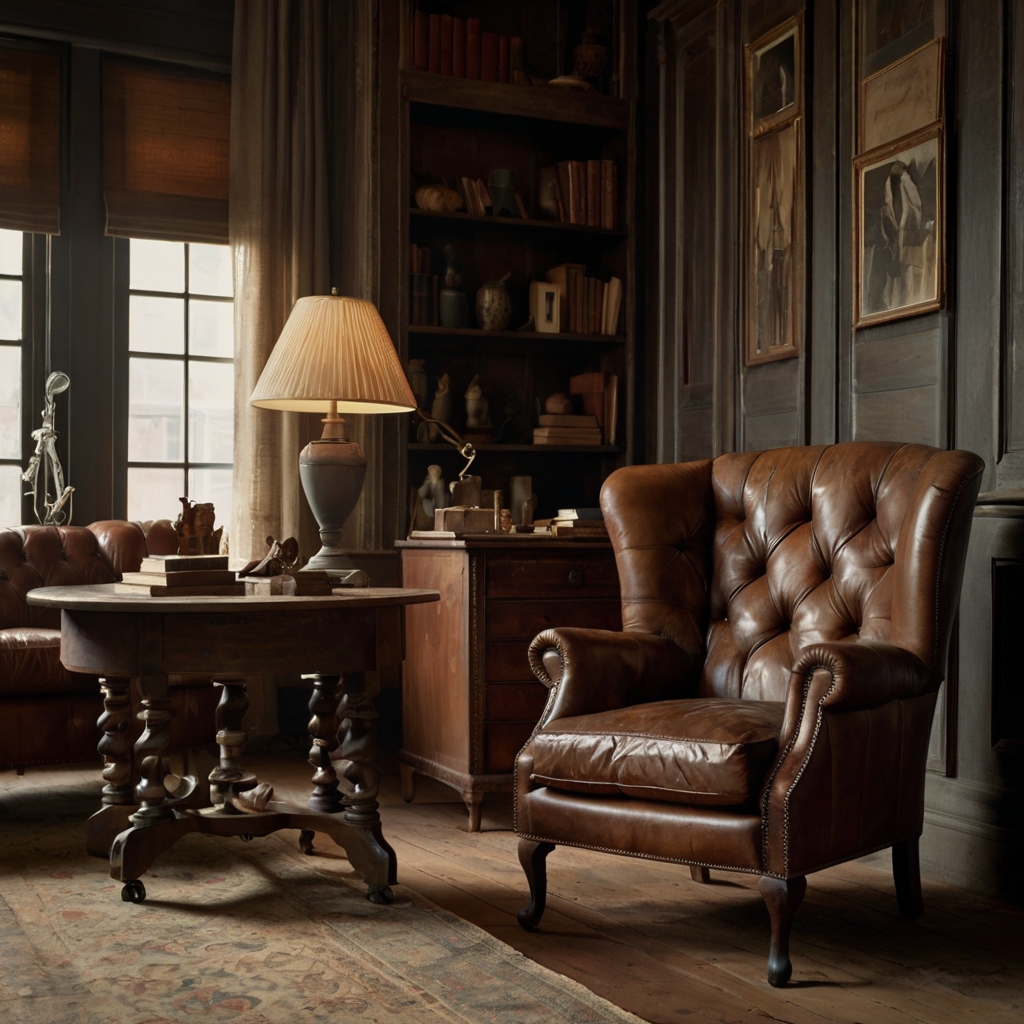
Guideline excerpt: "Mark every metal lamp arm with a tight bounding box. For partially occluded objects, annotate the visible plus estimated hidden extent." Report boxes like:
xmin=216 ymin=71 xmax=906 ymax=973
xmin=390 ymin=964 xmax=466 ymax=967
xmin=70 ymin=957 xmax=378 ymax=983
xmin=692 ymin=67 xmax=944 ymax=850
xmin=414 ymin=409 xmax=477 ymax=480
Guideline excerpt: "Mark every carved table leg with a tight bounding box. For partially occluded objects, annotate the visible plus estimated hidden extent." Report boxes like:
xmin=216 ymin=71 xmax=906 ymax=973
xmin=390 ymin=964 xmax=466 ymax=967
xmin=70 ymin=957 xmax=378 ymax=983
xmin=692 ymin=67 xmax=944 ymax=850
xmin=208 ymin=679 xmax=257 ymax=808
xmin=893 ymin=837 xmax=924 ymax=919
xmin=337 ymin=671 xmax=396 ymax=902
xmin=690 ymin=865 xmax=711 ymax=884
xmin=131 ymin=674 xmax=175 ymax=823
xmin=400 ymin=763 xmax=416 ymax=803
xmin=759 ymin=875 xmax=807 ymax=987
xmin=86 ymin=676 xmax=136 ymax=856
xmin=463 ymin=791 xmax=484 ymax=832
xmin=305 ymin=673 xmax=344 ymax=814
xmin=517 ymin=839 xmax=555 ymax=931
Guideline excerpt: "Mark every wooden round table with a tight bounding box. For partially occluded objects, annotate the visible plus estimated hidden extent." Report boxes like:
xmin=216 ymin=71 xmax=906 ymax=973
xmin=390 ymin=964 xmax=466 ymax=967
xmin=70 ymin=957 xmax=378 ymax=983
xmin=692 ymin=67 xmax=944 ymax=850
xmin=28 ymin=584 xmax=438 ymax=904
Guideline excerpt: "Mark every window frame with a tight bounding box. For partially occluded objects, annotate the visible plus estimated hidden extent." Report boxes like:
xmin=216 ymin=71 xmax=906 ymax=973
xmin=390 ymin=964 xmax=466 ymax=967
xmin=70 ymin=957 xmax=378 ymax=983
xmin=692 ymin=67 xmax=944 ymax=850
xmin=115 ymin=237 xmax=234 ymax=522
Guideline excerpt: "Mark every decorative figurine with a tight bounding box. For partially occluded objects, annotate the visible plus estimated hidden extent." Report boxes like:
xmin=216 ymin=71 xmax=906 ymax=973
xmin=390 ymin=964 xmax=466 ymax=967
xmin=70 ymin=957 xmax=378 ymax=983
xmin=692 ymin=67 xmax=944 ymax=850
xmin=22 ymin=371 xmax=74 ymax=525
xmin=439 ymin=245 xmax=467 ymax=328
xmin=487 ymin=169 xmax=519 ymax=218
xmin=174 ymin=497 xmax=222 ymax=556
xmin=428 ymin=374 xmax=453 ymax=441
xmin=413 ymin=465 xmax=448 ymax=531
xmin=465 ymin=375 xmax=491 ymax=428
xmin=476 ymin=273 xmax=512 ymax=331
xmin=238 ymin=535 xmax=301 ymax=577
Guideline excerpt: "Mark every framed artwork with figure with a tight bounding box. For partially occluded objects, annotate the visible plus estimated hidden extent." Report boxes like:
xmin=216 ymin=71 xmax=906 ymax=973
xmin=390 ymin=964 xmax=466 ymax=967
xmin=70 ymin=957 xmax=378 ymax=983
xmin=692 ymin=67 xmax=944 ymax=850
xmin=747 ymin=14 xmax=803 ymax=138
xmin=854 ymin=123 xmax=943 ymax=327
xmin=746 ymin=119 xmax=804 ymax=364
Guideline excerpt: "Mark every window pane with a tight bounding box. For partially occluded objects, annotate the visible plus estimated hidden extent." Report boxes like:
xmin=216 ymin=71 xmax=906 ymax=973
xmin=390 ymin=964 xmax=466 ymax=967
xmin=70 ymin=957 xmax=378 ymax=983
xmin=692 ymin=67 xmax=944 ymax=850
xmin=0 ymin=279 xmax=21 ymax=340
xmin=0 ymin=346 xmax=21 ymax=459
xmin=129 ymin=357 xmax=184 ymax=461
xmin=127 ymin=466 xmax=184 ymax=523
xmin=130 ymin=239 xmax=185 ymax=292
xmin=0 ymin=229 xmax=21 ymax=276
xmin=190 ymin=299 xmax=233 ymax=357
xmin=189 ymin=360 xmax=233 ymax=463
xmin=189 ymin=244 xmax=233 ymax=297
xmin=0 ymin=464 xmax=22 ymax=526
xmin=129 ymin=295 xmax=185 ymax=354
xmin=188 ymin=467 xmax=232 ymax=529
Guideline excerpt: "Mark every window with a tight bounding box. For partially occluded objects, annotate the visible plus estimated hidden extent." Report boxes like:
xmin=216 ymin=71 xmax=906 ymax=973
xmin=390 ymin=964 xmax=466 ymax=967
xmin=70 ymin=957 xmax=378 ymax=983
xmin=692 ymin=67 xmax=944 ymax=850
xmin=0 ymin=228 xmax=23 ymax=525
xmin=127 ymin=238 xmax=233 ymax=523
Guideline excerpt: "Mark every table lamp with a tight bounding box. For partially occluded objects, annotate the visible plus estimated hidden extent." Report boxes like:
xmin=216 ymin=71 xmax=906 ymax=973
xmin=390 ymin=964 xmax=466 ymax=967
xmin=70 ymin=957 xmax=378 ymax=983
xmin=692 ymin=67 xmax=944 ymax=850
xmin=250 ymin=293 xmax=416 ymax=570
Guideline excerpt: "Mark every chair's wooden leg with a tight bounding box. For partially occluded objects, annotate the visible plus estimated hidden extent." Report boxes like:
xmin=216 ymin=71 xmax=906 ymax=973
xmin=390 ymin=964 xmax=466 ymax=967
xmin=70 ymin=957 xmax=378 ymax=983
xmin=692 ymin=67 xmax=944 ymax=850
xmin=517 ymin=839 xmax=555 ymax=931
xmin=893 ymin=837 xmax=924 ymax=919
xmin=690 ymin=865 xmax=711 ymax=883
xmin=758 ymin=875 xmax=806 ymax=987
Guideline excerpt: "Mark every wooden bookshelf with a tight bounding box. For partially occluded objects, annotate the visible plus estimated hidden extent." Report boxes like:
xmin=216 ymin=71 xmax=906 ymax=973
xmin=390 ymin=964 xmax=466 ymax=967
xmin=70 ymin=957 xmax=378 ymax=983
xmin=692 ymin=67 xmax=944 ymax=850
xmin=382 ymin=0 xmax=637 ymax=532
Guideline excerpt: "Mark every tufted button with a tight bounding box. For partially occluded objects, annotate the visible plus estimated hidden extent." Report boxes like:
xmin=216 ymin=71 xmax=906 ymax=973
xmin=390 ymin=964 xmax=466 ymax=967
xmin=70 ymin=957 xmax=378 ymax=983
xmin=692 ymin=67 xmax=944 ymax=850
xmin=59 ymin=548 xmax=68 ymax=560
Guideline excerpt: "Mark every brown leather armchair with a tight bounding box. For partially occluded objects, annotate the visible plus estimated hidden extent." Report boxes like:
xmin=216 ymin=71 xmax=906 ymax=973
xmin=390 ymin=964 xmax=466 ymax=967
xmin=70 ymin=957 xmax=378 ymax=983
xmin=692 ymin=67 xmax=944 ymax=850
xmin=0 ymin=521 xmax=217 ymax=776
xmin=514 ymin=442 xmax=983 ymax=986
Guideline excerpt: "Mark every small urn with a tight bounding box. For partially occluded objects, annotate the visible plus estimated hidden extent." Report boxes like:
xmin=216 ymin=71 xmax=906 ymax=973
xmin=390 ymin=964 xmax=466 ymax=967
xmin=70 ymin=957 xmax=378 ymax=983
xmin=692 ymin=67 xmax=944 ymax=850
xmin=476 ymin=273 xmax=512 ymax=331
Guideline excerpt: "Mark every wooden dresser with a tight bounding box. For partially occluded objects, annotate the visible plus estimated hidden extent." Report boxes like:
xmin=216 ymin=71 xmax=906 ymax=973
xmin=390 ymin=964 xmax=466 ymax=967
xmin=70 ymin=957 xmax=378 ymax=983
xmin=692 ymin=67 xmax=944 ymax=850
xmin=398 ymin=536 xmax=621 ymax=830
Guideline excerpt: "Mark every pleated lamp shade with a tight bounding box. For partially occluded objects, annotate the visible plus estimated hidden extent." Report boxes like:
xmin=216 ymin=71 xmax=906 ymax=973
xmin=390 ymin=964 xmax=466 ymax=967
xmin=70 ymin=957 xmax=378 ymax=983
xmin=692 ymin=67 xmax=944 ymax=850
xmin=250 ymin=295 xmax=416 ymax=414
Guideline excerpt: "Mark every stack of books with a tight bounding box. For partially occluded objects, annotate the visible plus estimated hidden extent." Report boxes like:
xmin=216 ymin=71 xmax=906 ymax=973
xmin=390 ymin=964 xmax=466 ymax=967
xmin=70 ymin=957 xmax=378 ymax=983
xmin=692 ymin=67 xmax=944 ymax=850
xmin=544 ymin=161 xmax=618 ymax=230
xmin=544 ymin=265 xmax=622 ymax=336
xmin=533 ymin=413 xmax=603 ymax=446
xmin=551 ymin=509 xmax=609 ymax=539
xmin=115 ymin=554 xmax=243 ymax=596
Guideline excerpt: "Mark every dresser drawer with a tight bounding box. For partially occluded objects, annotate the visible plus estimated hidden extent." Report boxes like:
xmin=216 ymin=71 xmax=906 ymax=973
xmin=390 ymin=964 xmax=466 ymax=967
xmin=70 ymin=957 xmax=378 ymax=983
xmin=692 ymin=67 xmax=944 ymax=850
xmin=485 ymin=681 xmax=548 ymax=722
xmin=485 ymin=640 xmax=534 ymax=681
xmin=484 ymin=721 xmax=535 ymax=773
xmin=486 ymin=551 xmax=619 ymax=599
xmin=484 ymin=598 xmax=622 ymax=640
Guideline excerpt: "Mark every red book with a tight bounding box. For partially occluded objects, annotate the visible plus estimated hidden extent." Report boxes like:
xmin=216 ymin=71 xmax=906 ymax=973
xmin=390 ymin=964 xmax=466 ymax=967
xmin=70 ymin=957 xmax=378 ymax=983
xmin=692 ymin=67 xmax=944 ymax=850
xmin=452 ymin=17 xmax=466 ymax=77
xmin=428 ymin=13 xmax=441 ymax=75
xmin=571 ymin=161 xmax=586 ymax=225
xmin=586 ymin=160 xmax=601 ymax=227
xmin=601 ymin=159 xmax=616 ymax=229
xmin=481 ymin=31 xmax=499 ymax=82
xmin=413 ymin=11 xmax=429 ymax=72
xmin=439 ymin=14 xmax=453 ymax=76
xmin=498 ymin=35 xmax=509 ymax=83
xmin=466 ymin=18 xmax=481 ymax=79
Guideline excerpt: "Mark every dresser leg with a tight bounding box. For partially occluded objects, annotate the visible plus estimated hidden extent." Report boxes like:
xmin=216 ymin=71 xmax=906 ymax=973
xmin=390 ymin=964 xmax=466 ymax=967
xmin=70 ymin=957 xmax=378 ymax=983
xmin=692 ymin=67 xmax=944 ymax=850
xmin=463 ymin=791 xmax=483 ymax=832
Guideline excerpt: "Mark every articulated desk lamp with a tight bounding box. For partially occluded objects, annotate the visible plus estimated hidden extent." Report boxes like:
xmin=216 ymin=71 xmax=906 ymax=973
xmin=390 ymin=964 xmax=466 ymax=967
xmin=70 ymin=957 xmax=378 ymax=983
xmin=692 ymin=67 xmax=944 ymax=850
xmin=249 ymin=293 xmax=416 ymax=570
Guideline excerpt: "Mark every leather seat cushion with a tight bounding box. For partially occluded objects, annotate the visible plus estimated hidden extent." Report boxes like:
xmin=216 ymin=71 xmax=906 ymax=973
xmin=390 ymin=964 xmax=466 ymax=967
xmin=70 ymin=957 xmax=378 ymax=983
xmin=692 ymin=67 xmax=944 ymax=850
xmin=529 ymin=697 xmax=785 ymax=806
xmin=0 ymin=628 xmax=76 ymax=695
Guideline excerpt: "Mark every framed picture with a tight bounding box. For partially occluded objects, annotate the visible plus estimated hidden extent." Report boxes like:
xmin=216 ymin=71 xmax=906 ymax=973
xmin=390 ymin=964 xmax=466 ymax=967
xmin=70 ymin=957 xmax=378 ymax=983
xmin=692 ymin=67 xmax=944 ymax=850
xmin=747 ymin=14 xmax=803 ymax=138
xmin=854 ymin=123 xmax=943 ymax=328
xmin=861 ymin=0 xmax=946 ymax=79
xmin=746 ymin=119 xmax=804 ymax=364
xmin=860 ymin=37 xmax=943 ymax=152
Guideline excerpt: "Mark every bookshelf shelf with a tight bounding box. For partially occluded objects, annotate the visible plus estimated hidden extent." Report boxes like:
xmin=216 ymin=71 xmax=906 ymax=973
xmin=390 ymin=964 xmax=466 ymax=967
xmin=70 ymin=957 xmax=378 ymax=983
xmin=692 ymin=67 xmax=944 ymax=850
xmin=402 ymin=71 xmax=629 ymax=129
xmin=408 ymin=325 xmax=625 ymax=344
xmin=410 ymin=207 xmax=628 ymax=238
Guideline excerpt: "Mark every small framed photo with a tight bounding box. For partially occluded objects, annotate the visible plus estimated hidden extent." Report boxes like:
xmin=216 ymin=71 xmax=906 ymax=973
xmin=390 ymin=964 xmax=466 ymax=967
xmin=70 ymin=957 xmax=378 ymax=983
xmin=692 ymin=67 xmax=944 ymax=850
xmin=854 ymin=123 xmax=943 ymax=328
xmin=747 ymin=14 xmax=803 ymax=138
xmin=746 ymin=119 xmax=804 ymax=364
xmin=861 ymin=0 xmax=946 ymax=79
xmin=860 ymin=37 xmax=944 ymax=152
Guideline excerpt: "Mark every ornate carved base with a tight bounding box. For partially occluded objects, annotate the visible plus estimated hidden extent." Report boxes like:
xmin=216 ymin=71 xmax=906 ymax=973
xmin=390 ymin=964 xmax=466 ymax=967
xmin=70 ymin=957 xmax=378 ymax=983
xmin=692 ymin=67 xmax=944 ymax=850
xmin=97 ymin=677 xmax=133 ymax=806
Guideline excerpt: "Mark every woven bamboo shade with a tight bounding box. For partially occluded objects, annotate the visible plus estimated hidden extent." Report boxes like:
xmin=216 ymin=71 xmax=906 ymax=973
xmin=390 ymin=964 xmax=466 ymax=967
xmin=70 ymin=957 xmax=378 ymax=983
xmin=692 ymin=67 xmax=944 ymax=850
xmin=250 ymin=295 xmax=416 ymax=414
xmin=103 ymin=62 xmax=230 ymax=243
xmin=0 ymin=47 xmax=61 ymax=235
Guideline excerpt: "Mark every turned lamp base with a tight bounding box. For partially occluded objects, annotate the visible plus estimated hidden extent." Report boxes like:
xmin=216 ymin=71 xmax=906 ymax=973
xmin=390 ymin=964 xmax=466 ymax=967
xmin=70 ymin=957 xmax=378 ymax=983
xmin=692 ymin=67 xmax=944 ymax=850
xmin=298 ymin=410 xmax=366 ymax=570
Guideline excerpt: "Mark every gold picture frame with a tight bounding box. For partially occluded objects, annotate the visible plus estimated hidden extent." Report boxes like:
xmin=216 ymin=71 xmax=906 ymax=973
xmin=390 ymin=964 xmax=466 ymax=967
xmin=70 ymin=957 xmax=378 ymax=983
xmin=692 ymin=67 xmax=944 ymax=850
xmin=860 ymin=37 xmax=944 ymax=153
xmin=746 ymin=119 xmax=805 ymax=364
xmin=746 ymin=14 xmax=804 ymax=139
xmin=853 ymin=122 xmax=943 ymax=328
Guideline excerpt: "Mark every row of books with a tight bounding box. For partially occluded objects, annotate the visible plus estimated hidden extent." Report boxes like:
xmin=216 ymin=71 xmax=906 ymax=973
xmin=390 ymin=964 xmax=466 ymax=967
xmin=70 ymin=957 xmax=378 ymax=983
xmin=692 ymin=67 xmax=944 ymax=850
xmin=412 ymin=13 xmax=527 ymax=85
xmin=532 ymin=413 xmax=603 ymax=447
xmin=550 ymin=161 xmax=618 ymax=230
xmin=545 ymin=265 xmax=622 ymax=336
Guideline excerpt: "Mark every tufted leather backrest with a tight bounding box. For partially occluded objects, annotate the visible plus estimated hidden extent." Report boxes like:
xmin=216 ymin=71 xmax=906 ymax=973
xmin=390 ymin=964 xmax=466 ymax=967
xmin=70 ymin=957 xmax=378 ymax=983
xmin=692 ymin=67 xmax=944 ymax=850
xmin=0 ymin=520 xmax=178 ymax=631
xmin=602 ymin=442 xmax=984 ymax=704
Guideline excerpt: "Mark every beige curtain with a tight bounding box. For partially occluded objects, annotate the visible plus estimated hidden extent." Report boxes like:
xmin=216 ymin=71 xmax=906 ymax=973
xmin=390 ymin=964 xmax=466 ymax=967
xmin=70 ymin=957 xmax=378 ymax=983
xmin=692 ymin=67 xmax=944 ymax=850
xmin=230 ymin=0 xmax=329 ymax=563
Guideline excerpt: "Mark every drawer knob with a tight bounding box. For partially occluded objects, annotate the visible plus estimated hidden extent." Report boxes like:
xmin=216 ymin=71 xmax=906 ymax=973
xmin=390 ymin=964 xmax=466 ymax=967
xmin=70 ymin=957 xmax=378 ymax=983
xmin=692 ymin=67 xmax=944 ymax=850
xmin=567 ymin=569 xmax=585 ymax=588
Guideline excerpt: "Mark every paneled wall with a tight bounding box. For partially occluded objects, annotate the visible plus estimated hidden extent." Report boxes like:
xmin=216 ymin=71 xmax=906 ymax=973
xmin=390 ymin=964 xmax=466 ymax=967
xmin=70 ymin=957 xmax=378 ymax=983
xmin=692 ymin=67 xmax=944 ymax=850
xmin=648 ymin=0 xmax=1024 ymax=900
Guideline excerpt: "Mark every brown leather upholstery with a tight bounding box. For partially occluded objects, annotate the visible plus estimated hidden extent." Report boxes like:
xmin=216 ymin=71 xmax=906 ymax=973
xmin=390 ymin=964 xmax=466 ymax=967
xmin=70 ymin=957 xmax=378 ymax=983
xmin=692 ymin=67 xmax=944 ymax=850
xmin=0 ymin=520 xmax=216 ymax=771
xmin=514 ymin=443 xmax=984 ymax=982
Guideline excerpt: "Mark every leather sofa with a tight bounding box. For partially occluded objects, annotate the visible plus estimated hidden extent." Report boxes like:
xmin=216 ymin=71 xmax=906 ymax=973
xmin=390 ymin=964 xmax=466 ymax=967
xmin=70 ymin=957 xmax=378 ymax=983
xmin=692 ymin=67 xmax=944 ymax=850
xmin=514 ymin=442 xmax=984 ymax=986
xmin=0 ymin=521 xmax=218 ymax=774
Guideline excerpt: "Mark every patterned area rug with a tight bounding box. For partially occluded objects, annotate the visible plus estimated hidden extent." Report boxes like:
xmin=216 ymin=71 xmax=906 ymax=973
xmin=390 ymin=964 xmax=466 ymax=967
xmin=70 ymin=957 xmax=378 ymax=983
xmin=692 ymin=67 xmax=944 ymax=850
xmin=0 ymin=780 xmax=645 ymax=1024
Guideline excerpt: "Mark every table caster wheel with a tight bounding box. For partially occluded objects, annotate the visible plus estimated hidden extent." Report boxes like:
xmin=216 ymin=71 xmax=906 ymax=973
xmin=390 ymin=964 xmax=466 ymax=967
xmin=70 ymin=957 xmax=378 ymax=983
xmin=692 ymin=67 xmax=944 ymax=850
xmin=367 ymin=885 xmax=393 ymax=905
xmin=121 ymin=880 xmax=146 ymax=903
xmin=299 ymin=829 xmax=315 ymax=855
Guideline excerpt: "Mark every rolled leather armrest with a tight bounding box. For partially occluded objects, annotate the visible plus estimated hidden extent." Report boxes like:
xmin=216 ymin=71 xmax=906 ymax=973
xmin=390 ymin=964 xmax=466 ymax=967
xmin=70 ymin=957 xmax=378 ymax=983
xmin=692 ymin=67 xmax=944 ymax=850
xmin=527 ymin=627 xmax=698 ymax=726
xmin=781 ymin=640 xmax=939 ymax=748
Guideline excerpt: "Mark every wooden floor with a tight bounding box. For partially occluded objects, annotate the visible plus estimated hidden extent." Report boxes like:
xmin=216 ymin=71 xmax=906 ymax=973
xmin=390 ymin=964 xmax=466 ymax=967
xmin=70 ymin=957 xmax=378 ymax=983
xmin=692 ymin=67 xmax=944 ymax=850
xmin=6 ymin=751 xmax=1023 ymax=1024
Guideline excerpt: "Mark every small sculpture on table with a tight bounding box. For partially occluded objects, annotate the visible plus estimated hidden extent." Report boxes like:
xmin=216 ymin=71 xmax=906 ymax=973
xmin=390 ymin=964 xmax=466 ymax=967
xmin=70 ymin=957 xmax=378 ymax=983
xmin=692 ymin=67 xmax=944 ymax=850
xmin=411 ymin=465 xmax=449 ymax=532
xmin=174 ymin=497 xmax=222 ymax=556
xmin=238 ymin=535 xmax=301 ymax=578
